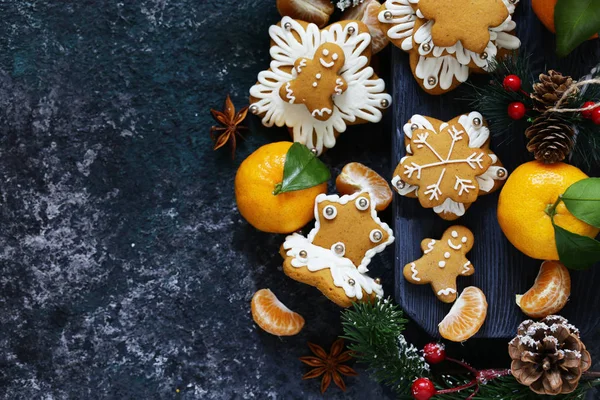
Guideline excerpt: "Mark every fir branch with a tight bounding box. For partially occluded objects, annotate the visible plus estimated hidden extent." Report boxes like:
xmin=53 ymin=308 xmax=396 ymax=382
xmin=434 ymin=375 xmax=600 ymax=400
xmin=340 ymin=298 xmax=429 ymax=396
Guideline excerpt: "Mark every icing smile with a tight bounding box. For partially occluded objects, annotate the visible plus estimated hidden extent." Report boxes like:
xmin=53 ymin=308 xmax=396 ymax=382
xmin=447 ymin=239 xmax=462 ymax=250
xmin=319 ymin=58 xmax=335 ymax=68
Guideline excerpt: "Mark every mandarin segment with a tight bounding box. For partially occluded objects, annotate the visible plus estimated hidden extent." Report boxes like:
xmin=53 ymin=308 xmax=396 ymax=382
xmin=516 ymin=260 xmax=571 ymax=319
xmin=336 ymin=162 xmax=393 ymax=211
xmin=251 ymin=289 xmax=305 ymax=336
xmin=438 ymin=286 xmax=487 ymax=342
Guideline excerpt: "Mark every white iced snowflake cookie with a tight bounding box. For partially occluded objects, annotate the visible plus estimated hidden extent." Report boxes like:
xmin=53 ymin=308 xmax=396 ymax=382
xmin=377 ymin=0 xmax=521 ymax=94
xmin=391 ymin=112 xmax=508 ymax=220
xmin=249 ymin=17 xmax=392 ymax=155
xmin=280 ymin=191 xmax=394 ymax=307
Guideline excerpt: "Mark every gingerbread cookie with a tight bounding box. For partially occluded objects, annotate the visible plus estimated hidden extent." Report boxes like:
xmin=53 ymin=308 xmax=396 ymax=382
xmin=249 ymin=17 xmax=392 ymax=154
xmin=377 ymin=0 xmax=521 ymax=94
xmin=403 ymin=226 xmax=474 ymax=303
xmin=281 ymin=191 xmax=394 ymax=307
xmin=391 ymin=112 xmax=508 ymax=220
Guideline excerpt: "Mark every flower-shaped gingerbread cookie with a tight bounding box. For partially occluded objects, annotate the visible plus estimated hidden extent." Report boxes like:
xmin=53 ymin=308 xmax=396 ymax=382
xmin=403 ymin=226 xmax=474 ymax=303
xmin=391 ymin=112 xmax=508 ymax=220
xmin=249 ymin=17 xmax=392 ymax=154
xmin=280 ymin=191 xmax=394 ymax=307
xmin=377 ymin=0 xmax=521 ymax=94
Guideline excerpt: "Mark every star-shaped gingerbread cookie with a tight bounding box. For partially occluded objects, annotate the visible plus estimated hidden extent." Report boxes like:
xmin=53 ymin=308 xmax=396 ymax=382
xmin=417 ymin=0 xmax=509 ymax=54
xmin=403 ymin=226 xmax=474 ymax=303
xmin=281 ymin=191 xmax=394 ymax=307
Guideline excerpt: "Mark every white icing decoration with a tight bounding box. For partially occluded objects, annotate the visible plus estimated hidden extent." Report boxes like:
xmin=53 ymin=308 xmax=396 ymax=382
xmin=415 ymin=55 xmax=469 ymax=90
xmin=391 ymin=175 xmax=418 ymax=196
xmin=461 ymin=236 xmax=468 ymax=243
xmin=462 ymin=261 xmax=471 ymax=274
xmin=424 ymin=239 xmax=435 ymax=254
xmin=378 ymin=0 xmax=417 ymax=51
xmin=248 ymin=17 xmax=392 ymax=155
xmin=284 ymin=82 xmax=296 ymax=103
xmin=334 ymin=78 xmax=344 ymax=95
xmin=438 ymin=261 xmax=446 ymax=268
xmin=283 ymin=234 xmax=383 ymax=299
xmin=319 ymin=58 xmax=335 ymax=68
xmin=410 ymin=262 xmax=421 ymax=281
xmin=297 ymin=59 xmax=307 ymax=73
xmin=433 ymin=198 xmax=465 ymax=217
xmin=323 ymin=205 xmax=337 ymax=219
xmin=316 ymin=73 xmax=321 ymax=79
xmin=451 ymin=230 xmax=458 ymax=238
xmin=403 ymin=115 xmax=435 ymax=140
xmin=312 ymin=108 xmax=333 ymax=118
xmin=332 ymin=53 xmax=339 ymax=60
xmin=423 ymin=168 xmax=445 ymax=200
xmin=312 ymin=82 xmax=318 ymax=87
xmin=447 ymin=239 xmax=462 ymax=250
xmin=322 ymin=49 xmax=329 ymax=56
xmin=331 ymin=242 xmax=346 ymax=257
xmin=369 ymin=229 xmax=383 ymax=243
xmin=444 ymin=252 xmax=450 ymax=259
xmin=454 ymin=176 xmax=476 ymax=195
xmin=437 ymin=288 xmax=457 ymax=296
xmin=308 ymin=191 xmax=395 ymax=272
xmin=355 ymin=196 xmax=370 ymax=211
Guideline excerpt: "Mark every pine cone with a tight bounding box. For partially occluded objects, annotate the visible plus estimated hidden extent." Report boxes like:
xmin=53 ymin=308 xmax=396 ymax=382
xmin=525 ymin=114 xmax=575 ymax=163
xmin=531 ymin=70 xmax=577 ymax=111
xmin=509 ymin=316 xmax=592 ymax=395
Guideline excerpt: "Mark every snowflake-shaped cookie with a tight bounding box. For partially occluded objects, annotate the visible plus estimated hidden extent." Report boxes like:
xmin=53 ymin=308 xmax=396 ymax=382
xmin=249 ymin=17 xmax=392 ymax=154
xmin=391 ymin=112 xmax=508 ymax=220
xmin=377 ymin=0 xmax=520 ymax=93
xmin=281 ymin=191 xmax=394 ymax=308
xmin=403 ymin=226 xmax=474 ymax=303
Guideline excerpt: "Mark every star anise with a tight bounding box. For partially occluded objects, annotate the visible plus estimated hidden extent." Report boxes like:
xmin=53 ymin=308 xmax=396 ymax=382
xmin=210 ymin=95 xmax=249 ymax=158
xmin=299 ymin=338 xmax=358 ymax=393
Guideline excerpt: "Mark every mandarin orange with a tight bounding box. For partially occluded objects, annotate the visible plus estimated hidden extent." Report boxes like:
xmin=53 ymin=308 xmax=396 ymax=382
xmin=335 ymin=162 xmax=393 ymax=211
xmin=438 ymin=287 xmax=487 ymax=342
xmin=516 ymin=260 xmax=571 ymax=319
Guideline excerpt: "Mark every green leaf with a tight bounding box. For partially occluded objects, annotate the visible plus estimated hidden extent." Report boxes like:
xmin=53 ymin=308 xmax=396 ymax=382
xmin=555 ymin=0 xmax=600 ymax=57
xmin=562 ymin=178 xmax=600 ymax=228
xmin=554 ymin=224 xmax=600 ymax=270
xmin=273 ymin=142 xmax=330 ymax=195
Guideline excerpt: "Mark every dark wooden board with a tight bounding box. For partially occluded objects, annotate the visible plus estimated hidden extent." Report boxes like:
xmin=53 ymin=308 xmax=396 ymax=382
xmin=392 ymin=0 xmax=600 ymax=339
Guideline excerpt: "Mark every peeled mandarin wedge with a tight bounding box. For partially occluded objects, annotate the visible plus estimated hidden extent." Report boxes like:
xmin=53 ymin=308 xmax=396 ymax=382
xmin=438 ymin=287 xmax=487 ymax=342
xmin=516 ymin=260 xmax=571 ymax=319
xmin=336 ymin=162 xmax=393 ymax=211
xmin=251 ymin=289 xmax=305 ymax=336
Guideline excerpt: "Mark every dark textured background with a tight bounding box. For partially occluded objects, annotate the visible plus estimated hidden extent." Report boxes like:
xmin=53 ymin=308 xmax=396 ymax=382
xmin=0 ymin=0 xmax=597 ymax=399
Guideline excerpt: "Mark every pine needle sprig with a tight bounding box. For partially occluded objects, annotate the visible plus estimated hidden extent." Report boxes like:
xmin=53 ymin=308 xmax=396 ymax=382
xmin=434 ymin=376 xmax=600 ymax=400
xmin=340 ymin=298 xmax=429 ymax=396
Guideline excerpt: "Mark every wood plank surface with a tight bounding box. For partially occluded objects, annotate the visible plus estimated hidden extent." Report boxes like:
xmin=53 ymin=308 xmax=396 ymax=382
xmin=392 ymin=0 xmax=600 ymax=339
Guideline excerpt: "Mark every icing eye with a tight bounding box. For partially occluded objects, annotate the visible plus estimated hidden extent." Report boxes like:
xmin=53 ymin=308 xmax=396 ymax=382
xmin=370 ymin=229 xmax=383 ymax=243
xmin=332 ymin=242 xmax=345 ymax=257
xmin=355 ymin=197 xmax=369 ymax=211
xmin=322 ymin=49 xmax=329 ymax=56
xmin=461 ymin=236 xmax=468 ymax=243
xmin=451 ymin=230 xmax=458 ymax=238
xmin=332 ymin=53 xmax=339 ymax=60
xmin=323 ymin=205 xmax=337 ymax=220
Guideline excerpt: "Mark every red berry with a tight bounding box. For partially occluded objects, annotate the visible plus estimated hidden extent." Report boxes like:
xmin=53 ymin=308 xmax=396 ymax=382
xmin=582 ymin=101 xmax=597 ymax=119
xmin=411 ymin=378 xmax=436 ymax=400
xmin=503 ymin=75 xmax=522 ymax=92
xmin=592 ymin=107 xmax=600 ymax=125
xmin=423 ymin=342 xmax=446 ymax=364
xmin=508 ymin=102 xmax=526 ymax=120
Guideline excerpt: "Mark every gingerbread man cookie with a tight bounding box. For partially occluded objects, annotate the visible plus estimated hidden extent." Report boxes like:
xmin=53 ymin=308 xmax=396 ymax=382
xmin=377 ymin=0 xmax=521 ymax=94
xmin=249 ymin=17 xmax=392 ymax=154
xmin=391 ymin=112 xmax=508 ymax=220
xmin=280 ymin=191 xmax=394 ymax=308
xmin=279 ymin=43 xmax=347 ymax=121
xmin=403 ymin=226 xmax=474 ymax=303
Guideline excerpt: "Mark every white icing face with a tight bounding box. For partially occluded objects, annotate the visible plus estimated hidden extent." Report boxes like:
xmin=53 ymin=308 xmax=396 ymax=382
xmin=319 ymin=47 xmax=343 ymax=69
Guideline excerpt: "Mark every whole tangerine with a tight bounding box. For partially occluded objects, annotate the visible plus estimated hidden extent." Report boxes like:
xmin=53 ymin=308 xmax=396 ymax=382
xmin=532 ymin=0 xmax=598 ymax=38
xmin=497 ymin=161 xmax=599 ymax=260
xmin=235 ymin=142 xmax=327 ymax=234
